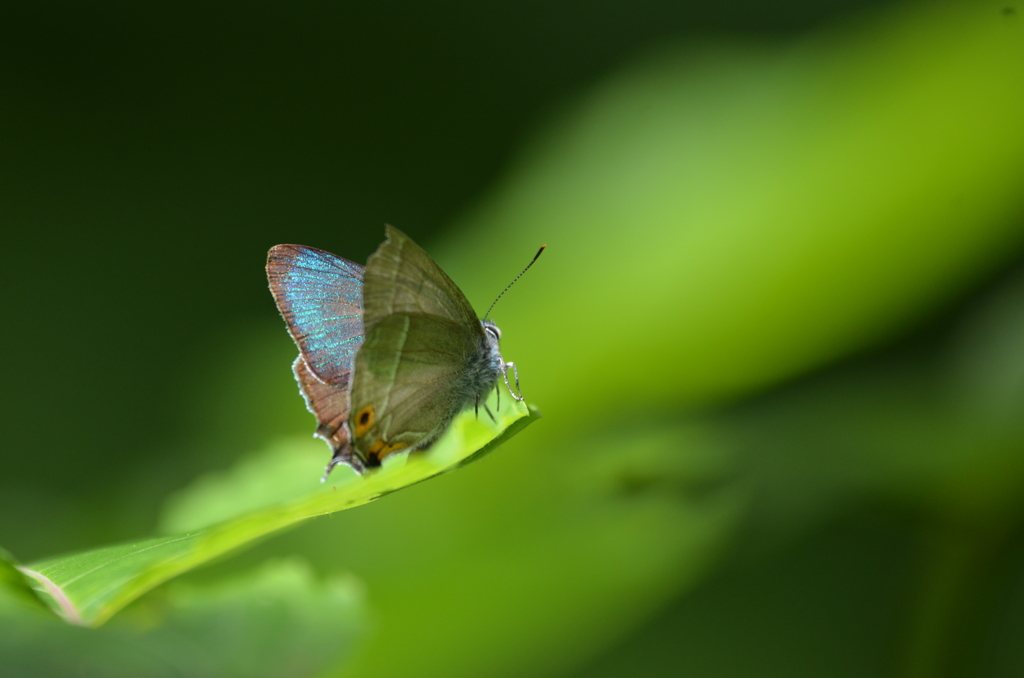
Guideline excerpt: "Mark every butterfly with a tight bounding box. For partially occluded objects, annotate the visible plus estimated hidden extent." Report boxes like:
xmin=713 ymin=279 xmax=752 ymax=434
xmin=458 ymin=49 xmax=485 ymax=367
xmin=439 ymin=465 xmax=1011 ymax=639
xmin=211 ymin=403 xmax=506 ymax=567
xmin=267 ymin=225 xmax=541 ymax=480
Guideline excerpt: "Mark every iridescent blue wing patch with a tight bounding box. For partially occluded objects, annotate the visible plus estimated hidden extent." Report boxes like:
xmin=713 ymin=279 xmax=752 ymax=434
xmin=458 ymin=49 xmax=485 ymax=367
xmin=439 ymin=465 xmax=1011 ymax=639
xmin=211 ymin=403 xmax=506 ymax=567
xmin=267 ymin=245 xmax=365 ymax=384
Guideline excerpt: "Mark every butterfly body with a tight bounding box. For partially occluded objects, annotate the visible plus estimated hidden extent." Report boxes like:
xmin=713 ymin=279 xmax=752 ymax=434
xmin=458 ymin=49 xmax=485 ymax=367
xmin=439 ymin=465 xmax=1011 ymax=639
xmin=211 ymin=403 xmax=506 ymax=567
xmin=268 ymin=226 xmax=522 ymax=478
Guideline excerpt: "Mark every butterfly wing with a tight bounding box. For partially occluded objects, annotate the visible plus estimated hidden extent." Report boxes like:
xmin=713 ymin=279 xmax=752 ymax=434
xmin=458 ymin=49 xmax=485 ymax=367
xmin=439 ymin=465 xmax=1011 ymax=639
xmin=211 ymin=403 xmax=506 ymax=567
xmin=267 ymin=245 xmax=366 ymax=472
xmin=361 ymin=225 xmax=481 ymax=333
xmin=289 ymin=354 xmax=365 ymax=469
xmin=266 ymin=245 xmax=365 ymax=383
xmin=349 ymin=227 xmax=494 ymax=467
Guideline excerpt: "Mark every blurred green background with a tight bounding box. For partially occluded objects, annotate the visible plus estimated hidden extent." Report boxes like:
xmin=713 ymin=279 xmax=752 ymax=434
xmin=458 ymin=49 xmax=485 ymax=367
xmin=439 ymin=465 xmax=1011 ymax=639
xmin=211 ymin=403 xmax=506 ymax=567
xmin=3 ymin=0 xmax=1024 ymax=676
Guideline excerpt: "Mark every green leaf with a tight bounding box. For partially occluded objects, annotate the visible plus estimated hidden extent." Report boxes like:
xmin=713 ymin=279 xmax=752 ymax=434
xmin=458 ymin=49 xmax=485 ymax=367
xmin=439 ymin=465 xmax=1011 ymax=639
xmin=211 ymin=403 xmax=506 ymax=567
xmin=0 ymin=558 xmax=366 ymax=678
xmin=16 ymin=399 xmax=537 ymax=627
xmin=0 ymin=548 xmax=49 ymax=614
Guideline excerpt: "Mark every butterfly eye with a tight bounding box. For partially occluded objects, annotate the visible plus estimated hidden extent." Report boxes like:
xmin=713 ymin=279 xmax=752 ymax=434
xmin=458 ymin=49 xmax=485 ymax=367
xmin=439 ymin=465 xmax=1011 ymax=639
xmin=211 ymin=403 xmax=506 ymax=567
xmin=483 ymin=323 xmax=501 ymax=341
xmin=354 ymin=405 xmax=375 ymax=437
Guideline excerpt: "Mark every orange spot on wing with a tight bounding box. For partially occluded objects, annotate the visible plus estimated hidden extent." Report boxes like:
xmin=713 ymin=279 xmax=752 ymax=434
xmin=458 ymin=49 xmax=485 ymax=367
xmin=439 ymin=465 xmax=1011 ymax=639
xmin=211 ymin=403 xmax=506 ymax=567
xmin=365 ymin=439 xmax=410 ymax=466
xmin=354 ymin=405 xmax=375 ymax=437
xmin=382 ymin=441 xmax=409 ymax=455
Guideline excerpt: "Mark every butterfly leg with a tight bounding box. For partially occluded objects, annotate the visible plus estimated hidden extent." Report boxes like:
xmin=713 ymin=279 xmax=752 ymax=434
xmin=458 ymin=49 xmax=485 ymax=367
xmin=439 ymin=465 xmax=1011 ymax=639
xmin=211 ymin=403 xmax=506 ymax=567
xmin=483 ymin=401 xmax=497 ymax=423
xmin=475 ymin=393 xmax=480 ymax=420
xmin=501 ymin=361 xmax=525 ymax=401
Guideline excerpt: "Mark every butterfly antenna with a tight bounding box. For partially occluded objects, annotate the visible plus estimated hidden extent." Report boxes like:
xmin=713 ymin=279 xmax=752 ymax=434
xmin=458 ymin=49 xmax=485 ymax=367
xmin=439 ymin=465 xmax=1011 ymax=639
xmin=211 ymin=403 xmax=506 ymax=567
xmin=483 ymin=245 xmax=546 ymax=320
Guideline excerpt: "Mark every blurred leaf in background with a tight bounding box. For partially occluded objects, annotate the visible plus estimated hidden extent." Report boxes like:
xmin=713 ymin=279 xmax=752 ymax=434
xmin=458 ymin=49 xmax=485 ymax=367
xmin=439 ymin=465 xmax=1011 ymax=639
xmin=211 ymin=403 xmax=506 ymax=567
xmin=3 ymin=0 xmax=1024 ymax=677
xmin=0 ymin=558 xmax=366 ymax=678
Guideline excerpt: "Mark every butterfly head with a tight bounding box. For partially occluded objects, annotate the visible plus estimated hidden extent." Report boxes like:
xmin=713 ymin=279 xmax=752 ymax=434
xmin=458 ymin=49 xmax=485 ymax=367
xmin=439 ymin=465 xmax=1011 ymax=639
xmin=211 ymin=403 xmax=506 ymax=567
xmin=482 ymin=319 xmax=502 ymax=345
